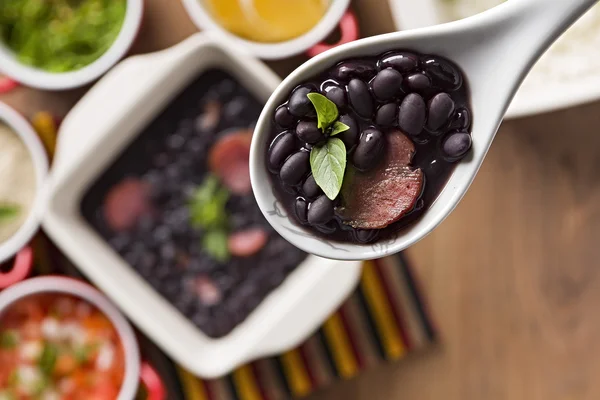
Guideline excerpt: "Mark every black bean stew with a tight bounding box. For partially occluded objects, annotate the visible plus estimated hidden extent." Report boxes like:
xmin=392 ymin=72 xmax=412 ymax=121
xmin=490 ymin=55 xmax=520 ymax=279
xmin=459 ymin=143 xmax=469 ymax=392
xmin=267 ymin=51 xmax=472 ymax=244
xmin=82 ymin=69 xmax=307 ymax=338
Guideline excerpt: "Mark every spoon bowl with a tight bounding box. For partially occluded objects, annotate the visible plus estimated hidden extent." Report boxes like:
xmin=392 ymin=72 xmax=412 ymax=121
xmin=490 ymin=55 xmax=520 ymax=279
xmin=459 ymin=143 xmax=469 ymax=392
xmin=250 ymin=0 xmax=598 ymax=261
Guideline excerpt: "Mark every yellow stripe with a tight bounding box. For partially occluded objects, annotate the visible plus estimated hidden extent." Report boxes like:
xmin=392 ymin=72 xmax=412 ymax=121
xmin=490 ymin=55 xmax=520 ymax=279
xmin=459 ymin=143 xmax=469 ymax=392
xmin=31 ymin=112 xmax=57 ymax=159
xmin=176 ymin=367 xmax=210 ymax=400
xmin=322 ymin=312 xmax=359 ymax=379
xmin=280 ymin=349 xmax=312 ymax=397
xmin=233 ymin=365 xmax=263 ymax=400
xmin=360 ymin=261 xmax=406 ymax=360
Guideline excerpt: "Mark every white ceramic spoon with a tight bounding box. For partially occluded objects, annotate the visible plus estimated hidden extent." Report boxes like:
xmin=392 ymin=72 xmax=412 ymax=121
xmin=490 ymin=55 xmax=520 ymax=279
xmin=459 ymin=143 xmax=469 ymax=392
xmin=250 ymin=0 xmax=598 ymax=261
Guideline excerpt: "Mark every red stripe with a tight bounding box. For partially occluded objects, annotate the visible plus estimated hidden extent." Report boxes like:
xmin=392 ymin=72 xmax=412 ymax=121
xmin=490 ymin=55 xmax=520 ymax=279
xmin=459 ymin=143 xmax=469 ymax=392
xmin=250 ymin=362 xmax=271 ymax=400
xmin=298 ymin=343 xmax=318 ymax=388
xmin=205 ymin=379 xmax=218 ymax=400
xmin=372 ymin=258 xmax=412 ymax=349
xmin=337 ymin=306 xmax=365 ymax=369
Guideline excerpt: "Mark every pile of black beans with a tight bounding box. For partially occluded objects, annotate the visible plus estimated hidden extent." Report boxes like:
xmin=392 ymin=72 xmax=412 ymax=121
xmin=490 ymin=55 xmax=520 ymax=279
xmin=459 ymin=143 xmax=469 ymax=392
xmin=82 ymin=70 xmax=307 ymax=338
xmin=267 ymin=51 xmax=473 ymax=244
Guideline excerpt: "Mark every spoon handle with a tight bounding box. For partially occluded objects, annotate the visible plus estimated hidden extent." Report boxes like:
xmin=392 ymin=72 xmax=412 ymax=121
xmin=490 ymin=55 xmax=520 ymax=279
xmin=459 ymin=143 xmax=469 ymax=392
xmin=514 ymin=0 xmax=599 ymax=56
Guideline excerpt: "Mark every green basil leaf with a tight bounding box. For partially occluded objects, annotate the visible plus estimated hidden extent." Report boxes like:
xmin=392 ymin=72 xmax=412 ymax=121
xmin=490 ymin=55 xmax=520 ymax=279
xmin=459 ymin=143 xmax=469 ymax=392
xmin=330 ymin=121 xmax=350 ymax=136
xmin=310 ymin=138 xmax=347 ymax=200
xmin=307 ymin=93 xmax=339 ymax=131
xmin=189 ymin=175 xmax=230 ymax=230
xmin=202 ymin=230 xmax=230 ymax=263
xmin=0 ymin=204 xmax=19 ymax=223
xmin=0 ymin=330 xmax=19 ymax=349
xmin=38 ymin=342 xmax=58 ymax=376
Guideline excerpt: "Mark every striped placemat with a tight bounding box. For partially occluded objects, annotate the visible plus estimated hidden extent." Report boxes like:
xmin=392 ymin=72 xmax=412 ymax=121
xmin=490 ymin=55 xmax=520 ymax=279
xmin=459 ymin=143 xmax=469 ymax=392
xmin=176 ymin=254 xmax=435 ymax=400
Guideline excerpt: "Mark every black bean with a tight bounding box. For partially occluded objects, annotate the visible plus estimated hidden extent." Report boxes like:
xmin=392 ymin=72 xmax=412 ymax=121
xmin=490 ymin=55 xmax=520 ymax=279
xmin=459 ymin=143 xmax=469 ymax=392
xmin=307 ymin=195 xmax=334 ymax=225
xmin=348 ymin=79 xmax=373 ymax=118
xmin=288 ymin=86 xmax=315 ymax=117
xmin=166 ymin=134 xmax=185 ymax=151
xmin=160 ymin=243 xmax=176 ymax=262
xmin=448 ymin=108 xmax=471 ymax=131
xmin=422 ymin=56 xmax=462 ymax=91
xmin=153 ymin=225 xmax=172 ymax=243
xmin=323 ymin=84 xmax=347 ymax=109
xmin=398 ymin=93 xmax=426 ymax=136
xmin=296 ymin=121 xmax=325 ymax=144
xmin=375 ymin=103 xmax=398 ymax=127
xmin=280 ymin=151 xmax=310 ymax=185
xmin=371 ymin=68 xmax=403 ymax=101
xmin=268 ymin=132 xmax=296 ymax=169
xmin=406 ymin=73 xmax=431 ymax=93
xmin=223 ymin=96 xmax=247 ymax=120
xmin=332 ymin=60 xmax=377 ymax=81
xmin=353 ymin=128 xmax=385 ymax=171
xmin=443 ymin=132 xmax=472 ymax=160
xmin=338 ymin=114 xmax=359 ymax=149
xmin=274 ymin=105 xmax=296 ymax=128
xmin=314 ymin=221 xmax=337 ymax=235
xmin=380 ymin=52 xmax=419 ymax=73
xmin=295 ymin=198 xmax=309 ymax=223
xmin=109 ymin=234 xmax=131 ymax=252
xmin=354 ymin=229 xmax=379 ymax=243
xmin=427 ymin=93 xmax=455 ymax=132
xmin=302 ymin=175 xmax=322 ymax=199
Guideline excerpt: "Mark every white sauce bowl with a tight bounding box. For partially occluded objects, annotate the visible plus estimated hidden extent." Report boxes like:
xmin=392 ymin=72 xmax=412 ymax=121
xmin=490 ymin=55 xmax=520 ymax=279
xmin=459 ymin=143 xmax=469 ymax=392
xmin=0 ymin=102 xmax=48 ymax=265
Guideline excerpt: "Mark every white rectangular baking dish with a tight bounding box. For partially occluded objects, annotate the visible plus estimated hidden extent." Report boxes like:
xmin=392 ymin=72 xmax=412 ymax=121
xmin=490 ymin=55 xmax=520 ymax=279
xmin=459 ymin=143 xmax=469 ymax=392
xmin=42 ymin=33 xmax=362 ymax=378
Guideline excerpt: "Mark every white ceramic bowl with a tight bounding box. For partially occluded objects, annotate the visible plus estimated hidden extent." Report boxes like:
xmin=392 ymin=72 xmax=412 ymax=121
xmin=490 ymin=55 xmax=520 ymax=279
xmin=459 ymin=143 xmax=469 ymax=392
xmin=181 ymin=0 xmax=351 ymax=59
xmin=42 ymin=33 xmax=362 ymax=378
xmin=0 ymin=277 xmax=141 ymax=400
xmin=0 ymin=103 xmax=48 ymax=265
xmin=387 ymin=0 xmax=600 ymax=118
xmin=0 ymin=0 xmax=144 ymax=90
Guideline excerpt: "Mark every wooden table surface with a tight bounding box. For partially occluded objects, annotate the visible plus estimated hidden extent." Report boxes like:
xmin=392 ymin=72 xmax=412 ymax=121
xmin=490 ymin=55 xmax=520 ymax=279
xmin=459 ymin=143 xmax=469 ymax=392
xmin=4 ymin=1 xmax=600 ymax=399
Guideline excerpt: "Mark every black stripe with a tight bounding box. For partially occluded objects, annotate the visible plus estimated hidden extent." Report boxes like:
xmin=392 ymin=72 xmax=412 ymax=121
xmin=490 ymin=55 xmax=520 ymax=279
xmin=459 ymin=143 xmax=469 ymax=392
xmin=315 ymin=329 xmax=339 ymax=378
xmin=225 ymin=375 xmax=241 ymax=400
xmin=396 ymin=252 xmax=436 ymax=341
xmin=272 ymin=356 xmax=293 ymax=398
xmin=352 ymin=288 xmax=387 ymax=359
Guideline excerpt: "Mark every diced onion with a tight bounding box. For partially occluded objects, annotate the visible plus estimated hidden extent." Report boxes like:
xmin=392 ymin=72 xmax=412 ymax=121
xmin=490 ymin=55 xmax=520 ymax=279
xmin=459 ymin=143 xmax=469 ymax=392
xmin=41 ymin=318 xmax=61 ymax=341
xmin=95 ymin=343 xmax=115 ymax=371
xmin=19 ymin=341 xmax=43 ymax=362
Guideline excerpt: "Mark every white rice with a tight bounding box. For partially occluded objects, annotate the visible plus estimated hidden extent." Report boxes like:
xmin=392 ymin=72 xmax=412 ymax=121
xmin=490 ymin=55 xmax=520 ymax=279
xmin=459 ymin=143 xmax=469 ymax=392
xmin=437 ymin=1 xmax=600 ymax=90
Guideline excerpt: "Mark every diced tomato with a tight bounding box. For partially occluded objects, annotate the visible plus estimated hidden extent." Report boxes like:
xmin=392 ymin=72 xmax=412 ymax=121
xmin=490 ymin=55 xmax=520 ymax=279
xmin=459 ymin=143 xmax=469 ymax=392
xmin=0 ymin=295 xmax=126 ymax=400
xmin=54 ymin=353 xmax=78 ymax=376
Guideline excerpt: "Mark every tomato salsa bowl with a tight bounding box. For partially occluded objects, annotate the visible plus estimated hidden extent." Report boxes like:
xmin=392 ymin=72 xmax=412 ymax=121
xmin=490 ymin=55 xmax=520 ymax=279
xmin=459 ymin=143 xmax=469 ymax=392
xmin=0 ymin=276 xmax=164 ymax=400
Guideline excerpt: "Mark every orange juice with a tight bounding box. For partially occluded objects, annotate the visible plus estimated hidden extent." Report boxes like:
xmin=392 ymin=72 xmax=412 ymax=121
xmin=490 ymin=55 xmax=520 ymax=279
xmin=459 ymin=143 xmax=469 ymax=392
xmin=204 ymin=0 xmax=330 ymax=43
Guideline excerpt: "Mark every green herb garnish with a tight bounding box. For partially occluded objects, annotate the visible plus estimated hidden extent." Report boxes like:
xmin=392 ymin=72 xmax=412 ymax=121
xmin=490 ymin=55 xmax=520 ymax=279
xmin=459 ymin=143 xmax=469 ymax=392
xmin=190 ymin=175 xmax=230 ymax=230
xmin=330 ymin=121 xmax=350 ymax=136
xmin=310 ymin=138 xmax=347 ymax=200
xmin=306 ymin=93 xmax=348 ymax=200
xmin=189 ymin=175 xmax=231 ymax=262
xmin=38 ymin=342 xmax=59 ymax=376
xmin=0 ymin=204 xmax=20 ymax=223
xmin=0 ymin=0 xmax=127 ymax=73
xmin=0 ymin=330 xmax=19 ymax=349
xmin=307 ymin=92 xmax=339 ymax=131
xmin=74 ymin=343 xmax=97 ymax=364
xmin=201 ymin=229 xmax=230 ymax=263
